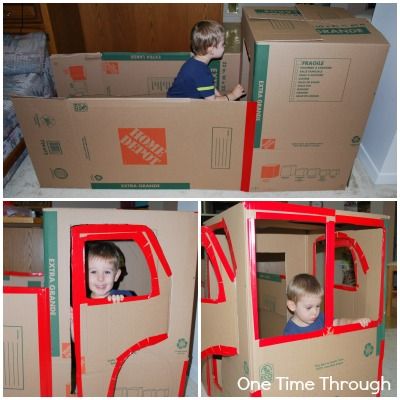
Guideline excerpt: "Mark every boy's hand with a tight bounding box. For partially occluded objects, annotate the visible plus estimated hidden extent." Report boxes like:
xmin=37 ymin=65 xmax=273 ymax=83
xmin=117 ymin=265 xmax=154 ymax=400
xmin=107 ymin=294 xmax=125 ymax=303
xmin=230 ymin=84 xmax=246 ymax=100
xmin=357 ymin=318 xmax=371 ymax=327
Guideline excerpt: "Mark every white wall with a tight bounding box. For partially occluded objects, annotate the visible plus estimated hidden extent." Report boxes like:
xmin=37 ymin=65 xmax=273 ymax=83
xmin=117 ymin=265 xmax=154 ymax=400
xmin=358 ymin=3 xmax=397 ymax=184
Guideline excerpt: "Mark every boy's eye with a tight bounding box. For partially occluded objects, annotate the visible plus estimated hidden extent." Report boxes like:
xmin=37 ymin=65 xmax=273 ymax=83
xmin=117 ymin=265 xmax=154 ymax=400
xmin=105 ymin=270 xmax=112 ymax=275
xmin=89 ymin=270 xmax=96 ymax=274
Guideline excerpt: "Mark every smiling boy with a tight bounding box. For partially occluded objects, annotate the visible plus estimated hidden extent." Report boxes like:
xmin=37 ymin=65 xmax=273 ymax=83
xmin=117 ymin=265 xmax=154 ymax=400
xmin=87 ymin=241 xmax=135 ymax=302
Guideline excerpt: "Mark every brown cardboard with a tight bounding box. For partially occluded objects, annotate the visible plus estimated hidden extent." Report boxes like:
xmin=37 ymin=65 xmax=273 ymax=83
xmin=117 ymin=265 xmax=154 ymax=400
xmin=202 ymin=202 xmax=388 ymax=396
xmin=50 ymin=53 xmax=104 ymax=96
xmin=3 ymin=289 xmax=51 ymax=396
xmin=50 ymin=52 xmax=240 ymax=98
xmin=4 ymin=292 xmax=42 ymax=396
xmin=250 ymin=147 xmax=357 ymax=191
xmin=3 ymin=273 xmax=44 ymax=287
xmin=43 ymin=207 xmax=197 ymax=396
xmin=241 ymin=5 xmax=389 ymax=191
xmin=13 ymin=97 xmax=252 ymax=190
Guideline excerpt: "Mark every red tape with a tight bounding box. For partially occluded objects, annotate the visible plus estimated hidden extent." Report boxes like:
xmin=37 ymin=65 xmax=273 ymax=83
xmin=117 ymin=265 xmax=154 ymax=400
xmin=178 ymin=359 xmax=189 ymax=396
xmin=201 ymin=345 xmax=238 ymax=359
xmin=107 ymin=333 xmax=168 ymax=396
xmin=241 ymin=101 xmax=257 ymax=191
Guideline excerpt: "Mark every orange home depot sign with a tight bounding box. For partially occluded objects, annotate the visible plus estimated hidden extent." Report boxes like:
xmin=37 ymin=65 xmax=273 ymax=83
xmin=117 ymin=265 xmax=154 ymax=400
xmin=118 ymin=127 xmax=167 ymax=165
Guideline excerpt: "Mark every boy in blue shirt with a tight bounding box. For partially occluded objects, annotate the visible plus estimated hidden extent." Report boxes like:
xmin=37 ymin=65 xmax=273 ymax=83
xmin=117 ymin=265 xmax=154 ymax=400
xmin=86 ymin=241 xmax=136 ymax=303
xmin=284 ymin=273 xmax=370 ymax=335
xmin=167 ymin=20 xmax=245 ymax=100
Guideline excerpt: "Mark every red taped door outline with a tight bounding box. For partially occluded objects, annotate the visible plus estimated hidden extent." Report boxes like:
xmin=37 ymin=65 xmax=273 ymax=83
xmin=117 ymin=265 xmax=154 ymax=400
xmin=71 ymin=224 xmax=172 ymax=396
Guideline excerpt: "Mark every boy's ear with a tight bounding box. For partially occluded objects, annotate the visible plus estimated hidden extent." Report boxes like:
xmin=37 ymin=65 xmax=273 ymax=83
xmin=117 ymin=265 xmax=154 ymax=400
xmin=287 ymin=300 xmax=296 ymax=313
xmin=114 ymin=269 xmax=122 ymax=282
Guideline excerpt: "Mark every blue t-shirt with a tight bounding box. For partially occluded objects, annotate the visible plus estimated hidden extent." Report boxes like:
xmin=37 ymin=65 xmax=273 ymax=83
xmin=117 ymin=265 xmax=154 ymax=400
xmin=283 ymin=312 xmax=324 ymax=335
xmin=109 ymin=289 xmax=137 ymax=297
xmin=167 ymin=57 xmax=215 ymax=99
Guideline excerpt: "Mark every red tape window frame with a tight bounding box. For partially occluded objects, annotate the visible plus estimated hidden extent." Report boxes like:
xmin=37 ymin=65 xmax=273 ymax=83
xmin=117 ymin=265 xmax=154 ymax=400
xmin=201 ymin=225 xmax=235 ymax=304
xmin=313 ymin=232 xmax=370 ymax=292
xmin=249 ymin=211 xmax=333 ymax=346
xmin=330 ymin=215 xmax=386 ymax=334
xmin=249 ymin=210 xmax=386 ymax=346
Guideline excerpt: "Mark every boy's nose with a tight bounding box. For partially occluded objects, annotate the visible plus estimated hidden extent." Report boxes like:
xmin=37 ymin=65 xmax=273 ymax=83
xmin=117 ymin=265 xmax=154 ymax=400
xmin=98 ymin=273 xmax=104 ymax=281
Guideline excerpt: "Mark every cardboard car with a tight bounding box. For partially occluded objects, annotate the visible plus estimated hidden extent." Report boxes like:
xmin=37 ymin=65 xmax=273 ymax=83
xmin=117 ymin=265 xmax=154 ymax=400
xmin=3 ymin=208 xmax=198 ymax=396
xmin=201 ymin=202 xmax=389 ymax=396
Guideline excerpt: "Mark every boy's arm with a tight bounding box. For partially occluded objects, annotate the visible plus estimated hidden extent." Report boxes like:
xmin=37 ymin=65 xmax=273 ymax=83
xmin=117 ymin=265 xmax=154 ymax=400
xmin=333 ymin=317 xmax=371 ymax=327
xmin=206 ymin=84 xmax=246 ymax=101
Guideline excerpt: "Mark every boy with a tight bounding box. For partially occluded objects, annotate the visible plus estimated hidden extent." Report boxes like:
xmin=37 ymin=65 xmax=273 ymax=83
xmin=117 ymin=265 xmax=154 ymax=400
xmin=284 ymin=273 xmax=370 ymax=335
xmin=86 ymin=241 xmax=136 ymax=302
xmin=167 ymin=20 xmax=245 ymax=100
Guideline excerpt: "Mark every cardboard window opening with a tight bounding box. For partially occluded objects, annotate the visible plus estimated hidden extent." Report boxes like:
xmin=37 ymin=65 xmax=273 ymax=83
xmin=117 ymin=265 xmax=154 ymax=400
xmin=201 ymin=226 xmax=235 ymax=303
xmin=314 ymin=232 xmax=366 ymax=292
xmin=71 ymin=224 xmax=172 ymax=396
xmin=72 ymin=224 xmax=172 ymax=305
xmin=251 ymin=213 xmax=384 ymax=346
xmin=250 ymin=212 xmax=328 ymax=345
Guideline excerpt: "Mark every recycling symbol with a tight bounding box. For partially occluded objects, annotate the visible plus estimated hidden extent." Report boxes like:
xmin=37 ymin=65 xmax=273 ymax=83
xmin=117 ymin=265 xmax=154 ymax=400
xmin=177 ymin=338 xmax=188 ymax=349
xmin=363 ymin=342 xmax=374 ymax=357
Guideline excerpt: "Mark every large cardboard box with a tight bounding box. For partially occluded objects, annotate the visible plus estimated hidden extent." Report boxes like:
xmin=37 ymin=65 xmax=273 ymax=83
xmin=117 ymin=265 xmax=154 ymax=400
xmin=201 ymin=202 xmax=389 ymax=396
xmin=3 ymin=287 xmax=52 ymax=396
xmin=241 ymin=5 xmax=389 ymax=191
xmin=50 ymin=51 xmax=240 ymax=98
xmin=13 ymin=97 xmax=255 ymax=190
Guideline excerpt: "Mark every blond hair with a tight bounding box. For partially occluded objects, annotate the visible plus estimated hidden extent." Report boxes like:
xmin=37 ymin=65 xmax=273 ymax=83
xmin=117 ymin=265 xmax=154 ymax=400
xmin=190 ymin=20 xmax=224 ymax=55
xmin=287 ymin=273 xmax=323 ymax=303
xmin=86 ymin=241 xmax=125 ymax=271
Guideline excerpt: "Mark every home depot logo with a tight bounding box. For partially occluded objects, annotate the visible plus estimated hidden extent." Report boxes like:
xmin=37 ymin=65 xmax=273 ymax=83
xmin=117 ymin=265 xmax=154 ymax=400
xmin=119 ymin=128 xmax=167 ymax=165
xmin=261 ymin=164 xmax=340 ymax=181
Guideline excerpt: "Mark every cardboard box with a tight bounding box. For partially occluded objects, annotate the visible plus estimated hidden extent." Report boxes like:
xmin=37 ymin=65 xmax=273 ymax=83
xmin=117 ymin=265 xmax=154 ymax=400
xmin=3 ymin=271 xmax=44 ymax=287
xmin=50 ymin=51 xmax=240 ymax=98
xmin=13 ymin=96 xmax=256 ymax=189
xmin=241 ymin=5 xmax=389 ymax=191
xmin=42 ymin=208 xmax=197 ymax=396
xmin=3 ymin=287 xmax=52 ymax=396
xmin=201 ymin=202 xmax=388 ymax=396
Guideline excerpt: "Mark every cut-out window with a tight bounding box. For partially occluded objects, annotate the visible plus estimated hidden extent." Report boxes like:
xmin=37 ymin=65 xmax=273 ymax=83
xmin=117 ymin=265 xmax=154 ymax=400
xmin=201 ymin=251 xmax=220 ymax=301
xmin=315 ymin=241 xmax=357 ymax=290
xmin=85 ymin=240 xmax=151 ymax=299
xmin=314 ymin=221 xmax=383 ymax=330
xmin=252 ymin=215 xmax=328 ymax=344
xmin=256 ymin=252 xmax=286 ymax=339
xmin=201 ymin=226 xmax=235 ymax=303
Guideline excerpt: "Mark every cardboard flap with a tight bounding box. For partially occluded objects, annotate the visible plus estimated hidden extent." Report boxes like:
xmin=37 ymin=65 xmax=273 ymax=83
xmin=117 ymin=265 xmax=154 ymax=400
xmin=297 ymin=4 xmax=354 ymax=20
xmin=308 ymin=18 xmax=389 ymax=44
xmin=50 ymin=53 xmax=104 ymax=96
xmin=245 ymin=5 xmax=353 ymax=21
xmin=245 ymin=6 xmax=305 ymax=21
xmin=245 ymin=16 xmax=321 ymax=42
xmin=80 ymin=293 xmax=170 ymax=373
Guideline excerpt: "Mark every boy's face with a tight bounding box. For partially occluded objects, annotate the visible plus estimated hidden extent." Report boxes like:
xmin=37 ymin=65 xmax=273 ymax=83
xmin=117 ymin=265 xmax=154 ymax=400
xmin=88 ymin=256 xmax=121 ymax=298
xmin=210 ymin=40 xmax=225 ymax=59
xmin=287 ymin=294 xmax=322 ymax=327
